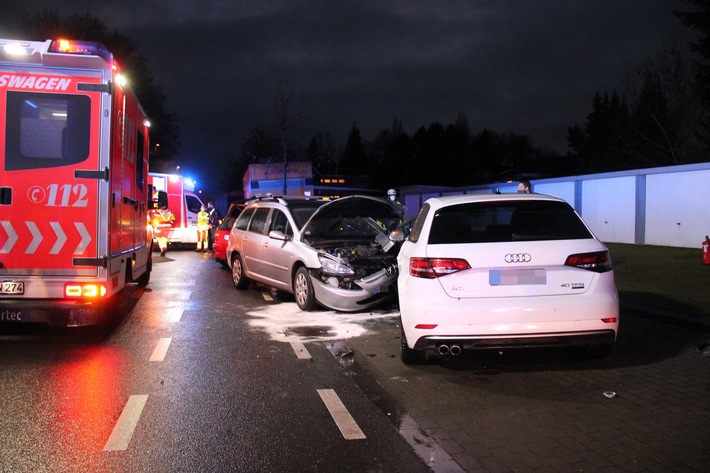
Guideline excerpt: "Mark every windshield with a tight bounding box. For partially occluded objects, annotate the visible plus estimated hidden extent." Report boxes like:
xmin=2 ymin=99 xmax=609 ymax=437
xmin=5 ymin=91 xmax=92 ymax=171
xmin=287 ymin=200 xmax=328 ymax=229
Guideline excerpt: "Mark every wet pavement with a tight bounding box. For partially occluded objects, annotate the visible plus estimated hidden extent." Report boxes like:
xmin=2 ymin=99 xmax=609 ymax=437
xmin=215 ymin=269 xmax=710 ymax=472
xmin=341 ymin=310 xmax=710 ymax=472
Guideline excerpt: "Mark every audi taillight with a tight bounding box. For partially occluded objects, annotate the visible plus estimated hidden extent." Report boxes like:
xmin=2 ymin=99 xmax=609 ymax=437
xmin=409 ymin=257 xmax=471 ymax=279
xmin=564 ymin=251 xmax=612 ymax=273
xmin=64 ymin=283 xmax=107 ymax=299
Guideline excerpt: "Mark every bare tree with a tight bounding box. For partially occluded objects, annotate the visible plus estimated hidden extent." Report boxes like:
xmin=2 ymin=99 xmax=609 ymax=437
xmin=623 ymin=43 xmax=706 ymax=166
xmin=269 ymin=82 xmax=300 ymax=194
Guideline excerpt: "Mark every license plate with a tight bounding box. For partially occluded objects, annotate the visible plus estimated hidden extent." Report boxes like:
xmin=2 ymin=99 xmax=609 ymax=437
xmin=1 ymin=281 xmax=24 ymax=295
xmin=489 ymin=269 xmax=546 ymax=286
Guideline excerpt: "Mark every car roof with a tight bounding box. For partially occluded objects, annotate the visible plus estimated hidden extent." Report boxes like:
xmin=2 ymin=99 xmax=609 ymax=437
xmin=423 ymin=192 xmax=567 ymax=209
xmin=245 ymin=196 xmax=329 ymax=207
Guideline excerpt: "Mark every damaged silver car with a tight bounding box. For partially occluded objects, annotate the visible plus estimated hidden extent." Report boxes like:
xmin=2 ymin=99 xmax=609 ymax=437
xmin=226 ymin=195 xmax=405 ymax=312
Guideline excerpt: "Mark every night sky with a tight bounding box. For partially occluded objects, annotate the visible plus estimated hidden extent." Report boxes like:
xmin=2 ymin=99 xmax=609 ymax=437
xmin=2 ymin=0 xmax=697 ymax=190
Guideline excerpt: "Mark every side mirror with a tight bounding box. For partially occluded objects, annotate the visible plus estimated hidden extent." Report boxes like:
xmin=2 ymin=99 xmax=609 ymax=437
xmin=388 ymin=229 xmax=405 ymax=242
xmin=268 ymin=230 xmax=289 ymax=241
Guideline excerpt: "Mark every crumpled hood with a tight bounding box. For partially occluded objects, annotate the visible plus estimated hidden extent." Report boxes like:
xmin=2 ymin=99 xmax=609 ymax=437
xmin=301 ymin=195 xmax=404 ymax=242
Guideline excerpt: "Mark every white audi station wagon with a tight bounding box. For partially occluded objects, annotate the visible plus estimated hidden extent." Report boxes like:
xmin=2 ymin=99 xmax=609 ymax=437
xmin=397 ymin=193 xmax=619 ymax=364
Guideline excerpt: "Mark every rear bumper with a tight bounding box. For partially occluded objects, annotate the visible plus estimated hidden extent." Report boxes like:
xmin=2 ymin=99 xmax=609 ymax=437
xmin=0 ymin=298 xmax=105 ymax=326
xmin=412 ymin=329 xmax=617 ymax=352
xmin=400 ymin=287 xmax=620 ymax=351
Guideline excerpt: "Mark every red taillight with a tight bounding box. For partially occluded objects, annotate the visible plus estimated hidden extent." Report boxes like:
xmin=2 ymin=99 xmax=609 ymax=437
xmin=409 ymin=257 xmax=471 ymax=278
xmin=564 ymin=251 xmax=612 ymax=273
xmin=415 ymin=324 xmax=438 ymax=329
xmin=601 ymin=317 xmax=618 ymax=324
xmin=64 ymin=283 xmax=107 ymax=299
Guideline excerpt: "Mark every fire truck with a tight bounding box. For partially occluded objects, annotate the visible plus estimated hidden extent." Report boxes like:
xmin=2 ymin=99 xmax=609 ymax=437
xmin=0 ymin=38 xmax=153 ymax=326
xmin=147 ymin=172 xmax=204 ymax=246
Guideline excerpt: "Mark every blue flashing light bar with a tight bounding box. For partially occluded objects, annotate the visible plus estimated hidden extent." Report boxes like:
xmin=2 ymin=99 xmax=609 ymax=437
xmin=48 ymin=39 xmax=112 ymax=62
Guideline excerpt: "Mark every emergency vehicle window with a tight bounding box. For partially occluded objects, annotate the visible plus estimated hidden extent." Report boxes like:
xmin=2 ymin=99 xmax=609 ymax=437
xmin=234 ymin=208 xmax=254 ymax=230
xmin=185 ymin=195 xmax=202 ymax=214
xmin=4 ymin=92 xmax=91 ymax=171
xmin=248 ymin=208 xmax=270 ymax=235
xmin=269 ymin=210 xmax=291 ymax=237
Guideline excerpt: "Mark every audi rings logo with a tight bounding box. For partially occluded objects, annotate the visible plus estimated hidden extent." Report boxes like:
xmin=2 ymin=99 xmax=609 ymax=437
xmin=505 ymin=253 xmax=531 ymax=263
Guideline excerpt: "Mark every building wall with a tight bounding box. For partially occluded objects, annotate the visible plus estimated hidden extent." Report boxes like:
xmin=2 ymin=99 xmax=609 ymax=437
xmin=399 ymin=162 xmax=710 ymax=249
xmin=645 ymin=169 xmax=710 ymax=247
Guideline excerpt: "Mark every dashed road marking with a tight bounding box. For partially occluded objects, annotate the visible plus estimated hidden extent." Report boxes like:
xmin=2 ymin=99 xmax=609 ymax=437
xmin=165 ymin=307 xmax=184 ymax=323
xmin=103 ymin=395 xmax=148 ymax=451
xmin=317 ymin=389 xmax=366 ymax=440
xmin=262 ymin=291 xmax=273 ymax=301
xmin=290 ymin=340 xmax=311 ymax=359
xmin=150 ymin=338 xmax=172 ymax=361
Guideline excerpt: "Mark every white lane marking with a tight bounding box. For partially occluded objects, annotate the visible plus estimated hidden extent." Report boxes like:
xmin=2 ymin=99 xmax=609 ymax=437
xmin=290 ymin=340 xmax=311 ymax=359
xmin=165 ymin=307 xmax=184 ymax=323
xmin=103 ymin=395 xmax=149 ymax=451
xmin=150 ymin=338 xmax=172 ymax=361
xmin=262 ymin=291 xmax=273 ymax=301
xmin=173 ymin=290 xmax=192 ymax=300
xmin=317 ymin=389 xmax=366 ymax=440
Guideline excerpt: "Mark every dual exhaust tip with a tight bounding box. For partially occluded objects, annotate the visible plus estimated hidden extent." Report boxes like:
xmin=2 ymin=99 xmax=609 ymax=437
xmin=438 ymin=344 xmax=462 ymax=356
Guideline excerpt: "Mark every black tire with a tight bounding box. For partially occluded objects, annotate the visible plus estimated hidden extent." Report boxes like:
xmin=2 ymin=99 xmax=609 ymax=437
xmin=400 ymin=326 xmax=427 ymax=365
xmin=293 ymin=266 xmax=317 ymax=311
xmin=231 ymin=254 xmax=250 ymax=289
xmin=135 ymin=252 xmax=152 ymax=287
xmin=135 ymin=268 xmax=151 ymax=287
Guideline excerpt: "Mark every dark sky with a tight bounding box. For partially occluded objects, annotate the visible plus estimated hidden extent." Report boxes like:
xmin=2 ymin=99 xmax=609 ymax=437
xmin=2 ymin=0 xmax=697 ymax=190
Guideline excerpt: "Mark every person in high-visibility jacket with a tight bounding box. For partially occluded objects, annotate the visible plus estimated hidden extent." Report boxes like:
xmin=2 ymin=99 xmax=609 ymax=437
xmin=196 ymin=205 xmax=210 ymax=252
xmin=150 ymin=208 xmax=175 ymax=256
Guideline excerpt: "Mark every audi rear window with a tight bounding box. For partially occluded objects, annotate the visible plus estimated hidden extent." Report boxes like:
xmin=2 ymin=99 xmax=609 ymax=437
xmin=428 ymin=200 xmax=593 ymax=244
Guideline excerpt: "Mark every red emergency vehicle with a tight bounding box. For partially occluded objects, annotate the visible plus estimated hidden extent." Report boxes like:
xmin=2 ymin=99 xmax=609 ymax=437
xmin=0 ymin=38 xmax=153 ymax=326
xmin=147 ymin=172 xmax=204 ymax=246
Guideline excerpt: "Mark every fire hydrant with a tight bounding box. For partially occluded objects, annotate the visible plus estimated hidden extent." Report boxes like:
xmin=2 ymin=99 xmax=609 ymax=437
xmin=704 ymin=236 xmax=710 ymax=265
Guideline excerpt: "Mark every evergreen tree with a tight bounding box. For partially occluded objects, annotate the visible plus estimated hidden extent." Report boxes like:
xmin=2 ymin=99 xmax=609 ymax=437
xmin=567 ymin=92 xmax=632 ymax=172
xmin=676 ymin=1 xmax=710 ymax=100
xmin=339 ymin=124 xmax=368 ymax=174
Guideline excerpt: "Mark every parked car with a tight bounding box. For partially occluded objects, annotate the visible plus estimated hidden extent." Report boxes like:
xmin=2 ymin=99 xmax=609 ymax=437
xmin=214 ymin=203 xmax=244 ymax=267
xmin=226 ymin=195 xmax=405 ymax=312
xmin=397 ymin=193 xmax=619 ymax=364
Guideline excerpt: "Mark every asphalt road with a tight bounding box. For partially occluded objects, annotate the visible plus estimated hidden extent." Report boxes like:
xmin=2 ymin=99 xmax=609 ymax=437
xmin=0 ymin=250 xmax=430 ymax=472
xmin=2 ymin=250 xmax=709 ymax=472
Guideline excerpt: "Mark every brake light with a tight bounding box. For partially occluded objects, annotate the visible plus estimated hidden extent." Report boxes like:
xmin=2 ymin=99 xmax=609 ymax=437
xmin=565 ymin=251 xmax=612 ymax=273
xmin=64 ymin=283 xmax=107 ymax=299
xmin=409 ymin=257 xmax=471 ymax=279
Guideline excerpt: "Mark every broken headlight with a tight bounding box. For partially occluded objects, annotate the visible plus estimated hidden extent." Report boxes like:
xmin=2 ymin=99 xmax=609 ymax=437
xmin=318 ymin=254 xmax=355 ymax=276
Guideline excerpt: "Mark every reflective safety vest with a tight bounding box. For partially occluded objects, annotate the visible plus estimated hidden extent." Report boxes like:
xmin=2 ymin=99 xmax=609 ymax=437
xmin=151 ymin=209 xmax=175 ymax=237
xmin=197 ymin=211 xmax=209 ymax=231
